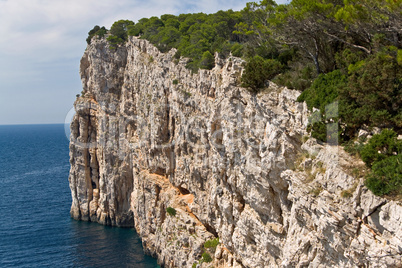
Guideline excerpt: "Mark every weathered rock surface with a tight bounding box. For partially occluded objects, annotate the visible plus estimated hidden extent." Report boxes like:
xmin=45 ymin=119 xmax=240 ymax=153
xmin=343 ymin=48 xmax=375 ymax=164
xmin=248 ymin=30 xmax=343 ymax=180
xmin=68 ymin=37 xmax=402 ymax=267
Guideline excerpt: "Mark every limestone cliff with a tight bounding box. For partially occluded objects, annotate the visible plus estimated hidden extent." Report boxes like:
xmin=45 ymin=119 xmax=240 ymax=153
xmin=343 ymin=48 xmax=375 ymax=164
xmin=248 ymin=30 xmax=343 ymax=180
xmin=68 ymin=37 xmax=402 ymax=267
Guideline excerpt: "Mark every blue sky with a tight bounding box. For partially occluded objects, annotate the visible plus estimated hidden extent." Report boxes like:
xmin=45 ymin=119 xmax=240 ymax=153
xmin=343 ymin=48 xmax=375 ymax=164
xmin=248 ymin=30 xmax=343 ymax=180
xmin=0 ymin=0 xmax=290 ymax=125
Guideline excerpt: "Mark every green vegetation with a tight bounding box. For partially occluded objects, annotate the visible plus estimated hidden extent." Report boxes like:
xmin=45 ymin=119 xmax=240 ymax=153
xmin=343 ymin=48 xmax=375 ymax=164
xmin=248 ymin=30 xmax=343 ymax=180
xmin=166 ymin=207 xmax=176 ymax=216
xmin=192 ymin=237 xmax=220 ymax=265
xmin=297 ymin=70 xmax=345 ymax=114
xmin=365 ymin=154 xmax=402 ymax=196
xmin=241 ymin=56 xmax=283 ymax=92
xmin=201 ymin=252 xmax=212 ymax=263
xmin=85 ymin=0 xmax=401 ymax=197
xmin=360 ymin=129 xmax=401 ymax=167
xmin=127 ymin=11 xmax=244 ymax=73
xmin=340 ymin=48 xmax=402 ymax=135
xmin=360 ymin=130 xmax=402 ymax=196
xmin=86 ymin=25 xmax=107 ymax=44
xmin=107 ymin=20 xmax=134 ymax=49
xmin=204 ymin=237 xmax=219 ymax=249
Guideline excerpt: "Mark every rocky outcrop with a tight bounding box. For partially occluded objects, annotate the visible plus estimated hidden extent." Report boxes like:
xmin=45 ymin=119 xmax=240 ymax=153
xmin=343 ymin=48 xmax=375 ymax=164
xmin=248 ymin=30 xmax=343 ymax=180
xmin=68 ymin=37 xmax=402 ymax=267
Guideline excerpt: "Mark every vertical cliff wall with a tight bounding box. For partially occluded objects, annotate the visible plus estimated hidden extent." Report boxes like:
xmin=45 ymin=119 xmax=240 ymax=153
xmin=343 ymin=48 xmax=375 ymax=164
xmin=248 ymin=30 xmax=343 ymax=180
xmin=68 ymin=37 xmax=402 ymax=267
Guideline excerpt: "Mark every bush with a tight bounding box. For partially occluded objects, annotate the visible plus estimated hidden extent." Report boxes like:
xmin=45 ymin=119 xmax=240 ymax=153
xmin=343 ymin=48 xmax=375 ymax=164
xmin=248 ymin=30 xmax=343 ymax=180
xmin=360 ymin=129 xmax=401 ymax=167
xmin=200 ymin=51 xmax=215 ymax=70
xmin=201 ymin=252 xmax=212 ymax=263
xmin=231 ymin=43 xmax=244 ymax=57
xmin=339 ymin=48 xmax=402 ymax=131
xmin=204 ymin=237 xmax=219 ymax=249
xmin=297 ymin=70 xmax=348 ymax=143
xmin=107 ymin=20 xmax=134 ymax=48
xmin=365 ymin=154 xmax=402 ymax=196
xmin=359 ymin=129 xmax=402 ymax=196
xmin=166 ymin=207 xmax=176 ymax=216
xmin=87 ymin=25 xmax=107 ymax=44
xmin=297 ymin=70 xmax=346 ymax=113
xmin=241 ymin=56 xmax=283 ymax=92
xmin=307 ymin=121 xmax=327 ymax=142
xmin=344 ymin=140 xmax=365 ymax=156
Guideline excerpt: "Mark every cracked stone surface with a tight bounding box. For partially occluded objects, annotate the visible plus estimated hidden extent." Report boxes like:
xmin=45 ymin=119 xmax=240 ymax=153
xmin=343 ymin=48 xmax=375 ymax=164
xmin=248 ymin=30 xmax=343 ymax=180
xmin=68 ymin=37 xmax=402 ymax=267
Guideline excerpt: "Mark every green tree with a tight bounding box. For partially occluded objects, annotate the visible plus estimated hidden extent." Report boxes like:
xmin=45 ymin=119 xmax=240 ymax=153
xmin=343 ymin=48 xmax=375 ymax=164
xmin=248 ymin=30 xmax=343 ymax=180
xmin=153 ymin=27 xmax=182 ymax=52
xmin=333 ymin=0 xmax=402 ymax=53
xmin=107 ymin=19 xmax=134 ymax=48
xmin=87 ymin=25 xmax=107 ymax=44
xmin=340 ymin=48 xmax=402 ymax=131
xmin=241 ymin=56 xmax=283 ymax=92
xmin=200 ymin=51 xmax=215 ymax=69
xmin=271 ymin=0 xmax=337 ymax=74
xmin=128 ymin=18 xmax=149 ymax=36
xmin=110 ymin=20 xmax=134 ymax=41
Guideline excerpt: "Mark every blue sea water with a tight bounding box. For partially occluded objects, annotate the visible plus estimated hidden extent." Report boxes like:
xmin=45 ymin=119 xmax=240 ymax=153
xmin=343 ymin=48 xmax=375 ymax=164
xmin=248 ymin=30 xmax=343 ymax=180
xmin=0 ymin=124 xmax=159 ymax=267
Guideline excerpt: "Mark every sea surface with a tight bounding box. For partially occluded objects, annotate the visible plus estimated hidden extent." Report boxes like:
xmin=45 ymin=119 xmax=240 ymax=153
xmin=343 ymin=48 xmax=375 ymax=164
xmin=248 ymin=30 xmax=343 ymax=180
xmin=0 ymin=124 xmax=159 ymax=267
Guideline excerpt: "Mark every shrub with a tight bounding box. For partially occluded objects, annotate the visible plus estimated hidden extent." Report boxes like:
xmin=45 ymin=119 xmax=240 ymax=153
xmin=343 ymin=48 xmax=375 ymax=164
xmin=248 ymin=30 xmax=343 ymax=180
xmin=360 ymin=129 xmax=402 ymax=196
xmin=339 ymin=48 xmax=402 ymax=131
xmin=166 ymin=207 xmax=176 ymax=216
xmin=241 ymin=56 xmax=283 ymax=92
xmin=274 ymin=63 xmax=314 ymax=91
xmin=200 ymin=51 xmax=215 ymax=70
xmin=360 ymin=129 xmax=401 ymax=167
xmin=201 ymin=252 xmax=212 ymax=263
xmin=204 ymin=237 xmax=219 ymax=249
xmin=365 ymin=154 xmax=402 ymax=196
xmin=297 ymin=70 xmax=345 ymax=113
xmin=230 ymin=43 xmax=243 ymax=57
xmin=307 ymin=121 xmax=327 ymax=142
xmin=86 ymin=25 xmax=107 ymax=44
xmin=173 ymin=79 xmax=179 ymax=85
xmin=298 ymin=70 xmax=348 ymax=143
xmin=310 ymin=185 xmax=322 ymax=197
xmin=344 ymin=140 xmax=365 ymax=156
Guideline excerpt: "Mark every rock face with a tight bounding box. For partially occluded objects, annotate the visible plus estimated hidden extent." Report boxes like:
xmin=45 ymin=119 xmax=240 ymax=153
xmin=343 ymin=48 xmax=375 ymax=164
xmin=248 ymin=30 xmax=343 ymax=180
xmin=68 ymin=37 xmax=402 ymax=267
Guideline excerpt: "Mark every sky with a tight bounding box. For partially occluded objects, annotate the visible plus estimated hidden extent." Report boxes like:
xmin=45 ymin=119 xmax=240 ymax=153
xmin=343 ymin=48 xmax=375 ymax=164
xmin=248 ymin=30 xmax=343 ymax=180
xmin=0 ymin=0 xmax=290 ymax=125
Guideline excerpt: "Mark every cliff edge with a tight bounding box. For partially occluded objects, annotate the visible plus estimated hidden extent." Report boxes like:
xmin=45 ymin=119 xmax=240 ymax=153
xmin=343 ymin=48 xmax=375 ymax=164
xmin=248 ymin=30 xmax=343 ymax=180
xmin=68 ymin=37 xmax=401 ymax=267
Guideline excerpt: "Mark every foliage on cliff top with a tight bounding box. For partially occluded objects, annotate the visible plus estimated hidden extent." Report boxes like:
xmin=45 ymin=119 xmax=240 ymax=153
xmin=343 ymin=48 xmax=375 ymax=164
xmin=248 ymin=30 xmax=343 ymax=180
xmin=86 ymin=25 xmax=107 ymax=44
xmin=107 ymin=20 xmax=134 ymax=49
xmin=88 ymin=0 xmax=401 ymax=85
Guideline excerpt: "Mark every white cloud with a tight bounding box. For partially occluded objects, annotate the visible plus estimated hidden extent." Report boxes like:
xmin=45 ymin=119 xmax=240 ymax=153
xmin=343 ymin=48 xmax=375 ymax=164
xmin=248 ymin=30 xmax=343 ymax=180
xmin=3 ymin=0 xmax=293 ymax=124
xmin=0 ymin=0 xmax=252 ymax=61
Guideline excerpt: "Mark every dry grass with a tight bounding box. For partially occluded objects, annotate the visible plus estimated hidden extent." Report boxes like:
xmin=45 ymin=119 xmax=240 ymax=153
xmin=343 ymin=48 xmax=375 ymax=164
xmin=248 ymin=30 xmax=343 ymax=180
xmin=310 ymin=185 xmax=323 ymax=197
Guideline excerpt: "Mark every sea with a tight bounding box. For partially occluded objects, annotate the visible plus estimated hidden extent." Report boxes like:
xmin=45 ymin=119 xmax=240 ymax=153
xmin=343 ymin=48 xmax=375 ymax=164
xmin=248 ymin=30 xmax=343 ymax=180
xmin=0 ymin=124 xmax=159 ymax=267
